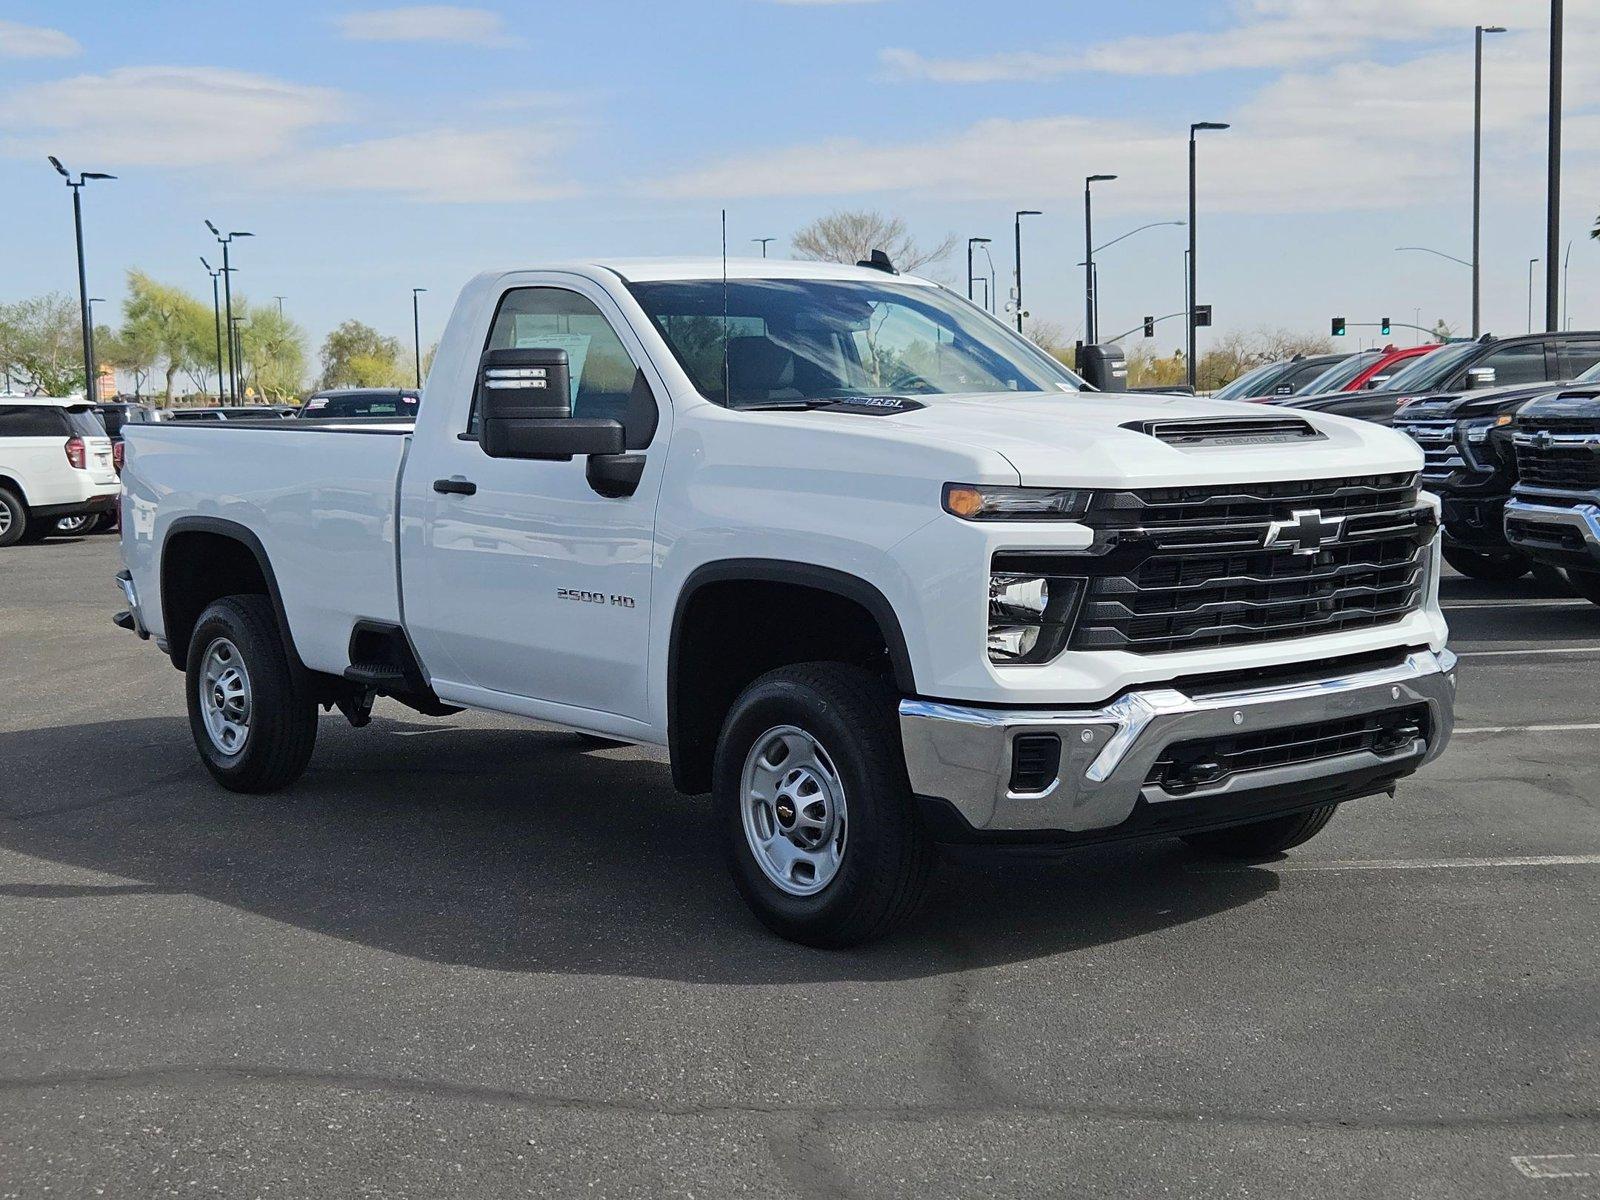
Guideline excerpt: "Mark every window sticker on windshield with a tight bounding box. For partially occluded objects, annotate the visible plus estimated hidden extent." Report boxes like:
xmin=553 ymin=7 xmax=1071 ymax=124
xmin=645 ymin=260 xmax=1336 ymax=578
xmin=306 ymin=398 xmax=327 ymax=409
xmin=512 ymin=323 xmax=590 ymax=404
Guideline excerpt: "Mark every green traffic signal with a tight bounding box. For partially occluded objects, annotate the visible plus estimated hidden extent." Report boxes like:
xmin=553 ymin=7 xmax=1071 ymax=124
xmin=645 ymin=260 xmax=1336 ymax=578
xmin=1380 ymin=317 xmax=1391 ymax=336
xmin=1331 ymin=317 xmax=1346 ymax=337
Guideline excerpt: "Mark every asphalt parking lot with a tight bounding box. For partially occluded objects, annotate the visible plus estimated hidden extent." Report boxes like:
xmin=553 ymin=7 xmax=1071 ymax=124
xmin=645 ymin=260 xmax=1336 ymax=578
xmin=2 ymin=535 xmax=1598 ymax=1199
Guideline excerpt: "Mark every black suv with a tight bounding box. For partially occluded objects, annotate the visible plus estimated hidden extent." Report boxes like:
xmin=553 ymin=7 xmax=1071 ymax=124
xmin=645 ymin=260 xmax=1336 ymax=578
xmin=1286 ymin=331 xmax=1600 ymax=426
xmin=1504 ymin=385 xmax=1600 ymax=605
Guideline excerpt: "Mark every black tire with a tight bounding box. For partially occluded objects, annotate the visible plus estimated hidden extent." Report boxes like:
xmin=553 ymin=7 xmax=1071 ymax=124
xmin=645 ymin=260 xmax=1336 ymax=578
xmin=0 ymin=487 xmax=26 ymax=547
xmin=1442 ymin=544 xmax=1530 ymax=583
xmin=713 ymin=663 xmax=933 ymax=948
xmin=1565 ymin=569 xmax=1600 ymax=606
xmin=1182 ymin=804 xmax=1339 ymax=860
xmin=185 ymin=595 xmax=318 ymax=793
xmin=54 ymin=513 xmax=95 ymax=536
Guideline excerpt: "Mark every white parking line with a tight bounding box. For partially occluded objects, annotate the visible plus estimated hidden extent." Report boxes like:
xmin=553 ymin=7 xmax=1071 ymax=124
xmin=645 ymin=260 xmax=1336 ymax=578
xmin=1443 ymin=599 xmax=1594 ymax=611
xmin=1511 ymin=1153 xmax=1600 ymax=1180
xmin=1205 ymin=855 xmax=1600 ymax=873
xmin=1455 ymin=722 xmax=1600 ymax=735
xmin=1459 ymin=645 xmax=1600 ymax=658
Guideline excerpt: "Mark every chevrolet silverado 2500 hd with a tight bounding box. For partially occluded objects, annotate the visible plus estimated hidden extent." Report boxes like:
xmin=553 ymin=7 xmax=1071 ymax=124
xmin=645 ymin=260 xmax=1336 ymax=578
xmin=116 ymin=258 xmax=1457 ymax=946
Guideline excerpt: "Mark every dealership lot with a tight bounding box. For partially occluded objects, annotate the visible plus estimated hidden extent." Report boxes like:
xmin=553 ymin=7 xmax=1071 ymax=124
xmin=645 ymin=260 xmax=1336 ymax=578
xmin=2 ymin=536 xmax=1597 ymax=1199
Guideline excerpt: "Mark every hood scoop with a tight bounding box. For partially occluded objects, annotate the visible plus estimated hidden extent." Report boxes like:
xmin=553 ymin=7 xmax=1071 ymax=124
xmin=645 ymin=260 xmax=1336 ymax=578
xmin=1121 ymin=415 xmax=1325 ymax=447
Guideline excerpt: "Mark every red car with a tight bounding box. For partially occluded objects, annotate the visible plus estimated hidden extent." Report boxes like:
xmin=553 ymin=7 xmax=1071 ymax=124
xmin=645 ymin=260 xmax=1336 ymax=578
xmin=1301 ymin=344 xmax=1439 ymax=395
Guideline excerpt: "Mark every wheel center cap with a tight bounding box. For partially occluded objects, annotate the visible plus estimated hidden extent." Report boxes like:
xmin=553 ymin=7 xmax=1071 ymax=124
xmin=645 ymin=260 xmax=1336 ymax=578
xmin=775 ymin=801 xmax=796 ymax=825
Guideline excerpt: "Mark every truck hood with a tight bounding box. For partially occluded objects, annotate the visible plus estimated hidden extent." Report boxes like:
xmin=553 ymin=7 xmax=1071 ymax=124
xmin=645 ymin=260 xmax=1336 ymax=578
xmin=827 ymin=391 xmax=1422 ymax=488
xmin=1394 ymin=381 xmax=1574 ymax=423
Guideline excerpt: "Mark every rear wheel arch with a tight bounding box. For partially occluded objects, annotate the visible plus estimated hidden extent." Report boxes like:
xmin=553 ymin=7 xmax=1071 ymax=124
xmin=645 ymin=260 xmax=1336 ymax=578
xmin=666 ymin=559 xmax=917 ymax=795
xmin=159 ymin=517 xmax=301 ymax=672
xmin=0 ymin=474 xmax=28 ymax=508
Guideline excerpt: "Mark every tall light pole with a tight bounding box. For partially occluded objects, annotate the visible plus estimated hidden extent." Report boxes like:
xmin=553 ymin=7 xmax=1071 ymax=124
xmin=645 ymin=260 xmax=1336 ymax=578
xmin=87 ymin=298 xmax=105 ymax=400
xmin=230 ymin=315 xmax=247 ymax=400
xmin=411 ymin=287 xmax=427 ymax=389
xmin=200 ymin=258 xmax=225 ymax=401
xmin=1472 ymin=25 xmax=1507 ymax=338
xmin=1527 ymin=257 xmax=1540 ymax=333
xmin=751 ymin=238 xmax=774 ymax=258
xmin=47 ymin=157 xmax=115 ymax=399
xmin=1013 ymin=209 xmax=1041 ymax=333
xmin=1187 ymin=123 xmax=1229 ymax=388
xmin=1084 ymin=175 xmax=1116 ymax=343
xmin=1545 ymin=0 xmax=1563 ymax=331
xmin=206 ymin=221 xmax=253 ymax=403
xmin=966 ymin=236 xmax=991 ymax=303
xmin=273 ymin=295 xmax=286 ymax=319
xmin=978 ymin=241 xmax=998 ymax=313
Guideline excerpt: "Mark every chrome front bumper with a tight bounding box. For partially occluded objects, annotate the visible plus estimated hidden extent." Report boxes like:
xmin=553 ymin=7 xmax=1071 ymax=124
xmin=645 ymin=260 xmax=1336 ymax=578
xmin=1504 ymin=498 xmax=1600 ymax=564
xmin=899 ymin=649 xmax=1458 ymax=835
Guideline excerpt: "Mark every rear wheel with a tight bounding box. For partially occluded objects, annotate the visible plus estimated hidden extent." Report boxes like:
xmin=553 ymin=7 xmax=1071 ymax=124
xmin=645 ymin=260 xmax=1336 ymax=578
xmin=714 ymin=663 xmax=932 ymax=948
xmin=0 ymin=488 xmax=25 ymax=548
xmin=1565 ymin=569 xmax=1600 ymax=606
xmin=1182 ymin=804 xmax=1339 ymax=860
xmin=1442 ymin=544 xmax=1530 ymax=583
xmin=185 ymin=594 xmax=318 ymax=792
xmin=54 ymin=513 xmax=95 ymax=536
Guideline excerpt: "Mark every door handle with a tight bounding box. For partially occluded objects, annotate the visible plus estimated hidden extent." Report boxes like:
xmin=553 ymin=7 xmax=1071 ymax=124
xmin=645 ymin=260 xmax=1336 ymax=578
xmin=432 ymin=477 xmax=477 ymax=496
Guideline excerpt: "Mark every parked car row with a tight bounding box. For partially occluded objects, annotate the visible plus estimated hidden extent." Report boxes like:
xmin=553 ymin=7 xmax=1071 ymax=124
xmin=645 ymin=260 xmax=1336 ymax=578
xmin=0 ymin=396 xmax=119 ymax=546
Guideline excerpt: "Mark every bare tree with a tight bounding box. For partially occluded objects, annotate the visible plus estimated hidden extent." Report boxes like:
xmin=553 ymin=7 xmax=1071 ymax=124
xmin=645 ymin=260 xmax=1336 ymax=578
xmin=792 ymin=210 xmax=957 ymax=274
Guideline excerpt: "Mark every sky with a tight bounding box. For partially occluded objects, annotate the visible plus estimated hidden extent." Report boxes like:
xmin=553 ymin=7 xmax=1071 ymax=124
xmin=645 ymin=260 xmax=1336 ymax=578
xmin=1 ymin=0 xmax=1597 ymax=372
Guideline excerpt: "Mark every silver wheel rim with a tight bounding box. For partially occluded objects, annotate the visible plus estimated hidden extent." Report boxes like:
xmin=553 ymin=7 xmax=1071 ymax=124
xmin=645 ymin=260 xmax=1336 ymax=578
xmin=0 ymin=505 xmax=11 ymax=536
xmin=198 ymin=637 xmax=252 ymax=757
xmin=57 ymin=515 xmax=89 ymax=533
xmin=740 ymin=725 xmax=848 ymax=896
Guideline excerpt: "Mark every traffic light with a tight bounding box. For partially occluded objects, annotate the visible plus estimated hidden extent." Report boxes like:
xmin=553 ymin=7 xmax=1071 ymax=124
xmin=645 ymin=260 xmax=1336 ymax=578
xmin=1194 ymin=304 xmax=1212 ymax=328
xmin=1380 ymin=316 xmax=1391 ymax=336
xmin=1331 ymin=316 xmax=1346 ymax=336
xmin=1143 ymin=315 xmax=1155 ymax=338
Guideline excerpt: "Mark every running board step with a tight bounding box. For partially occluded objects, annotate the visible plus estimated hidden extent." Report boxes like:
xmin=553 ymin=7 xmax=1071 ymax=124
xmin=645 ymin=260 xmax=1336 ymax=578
xmin=343 ymin=664 xmax=409 ymax=688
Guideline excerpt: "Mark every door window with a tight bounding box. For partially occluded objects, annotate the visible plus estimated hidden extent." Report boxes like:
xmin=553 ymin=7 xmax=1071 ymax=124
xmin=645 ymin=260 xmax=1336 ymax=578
xmin=1558 ymin=338 xmax=1600 ymax=379
xmin=475 ymin=288 xmax=641 ymax=432
xmin=1470 ymin=342 xmax=1550 ymax=387
xmin=0 ymin=405 xmax=69 ymax=436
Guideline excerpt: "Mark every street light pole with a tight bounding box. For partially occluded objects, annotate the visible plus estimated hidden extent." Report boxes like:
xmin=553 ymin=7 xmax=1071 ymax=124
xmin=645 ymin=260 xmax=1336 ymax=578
xmin=1187 ymin=123 xmax=1229 ymax=389
xmin=1084 ymin=175 xmax=1116 ymax=344
xmin=1473 ymin=24 xmax=1506 ymax=339
xmin=273 ymin=295 xmax=285 ymax=319
xmin=1545 ymin=0 xmax=1563 ymax=331
xmin=200 ymin=259 xmax=225 ymax=402
xmin=751 ymin=238 xmax=774 ymax=258
xmin=1527 ymin=257 xmax=1540 ymax=333
xmin=966 ymin=237 xmax=991 ymax=303
xmin=48 ymin=157 xmax=115 ymax=399
xmin=412 ymin=287 xmax=427 ymax=389
xmin=87 ymin=298 xmax=104 ymax=400
xmin=206 ymin=221 xmax=254 ymax=403
xmin=230 ymin=316 xmax=247 ymax=400
xmin=1013 ymin=210 xmax=1041 ymax=333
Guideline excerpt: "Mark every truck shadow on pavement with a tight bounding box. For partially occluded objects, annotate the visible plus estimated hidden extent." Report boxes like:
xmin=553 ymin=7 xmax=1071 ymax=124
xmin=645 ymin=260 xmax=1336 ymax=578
xmin=0 ymin=714 xmax=1279 ymax=983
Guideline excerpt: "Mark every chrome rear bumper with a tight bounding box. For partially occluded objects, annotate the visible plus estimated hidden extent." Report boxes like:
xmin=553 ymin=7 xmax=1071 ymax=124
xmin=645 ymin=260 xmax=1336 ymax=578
xmin=899 ymin=649 xmax=1457 ymax=835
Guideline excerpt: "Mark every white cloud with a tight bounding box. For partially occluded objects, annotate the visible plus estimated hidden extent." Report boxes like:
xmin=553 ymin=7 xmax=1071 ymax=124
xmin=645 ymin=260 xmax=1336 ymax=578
xmin=0 ymin=19 xmax=80 ymax=59
xmin=275 ymin=128 xmax=579 ymax=203
xmin=335 ymin=6 xmax=512 ymax=46
xmin=882 ymin=0 xmax=1543 ymax=82
xmin=0 ymin=67 xmax=340 ymax=165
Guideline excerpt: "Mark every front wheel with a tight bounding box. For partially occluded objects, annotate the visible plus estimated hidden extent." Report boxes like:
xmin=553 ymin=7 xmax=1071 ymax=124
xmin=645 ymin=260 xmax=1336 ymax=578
xmin=713 ymin=663 xmax=932 ymax=948
xmin=185 ymin=594 xmax=318 ymax=792
xmin=1182 ymin=804 xmax=1339 ymax=860
xmin=0 ymin=487 xmax=26 ymax=547
xmin=1441 ymin=544 xmax=1530 ymax=583
xmin=1565 ymin=569 xmax=1600 ymax=606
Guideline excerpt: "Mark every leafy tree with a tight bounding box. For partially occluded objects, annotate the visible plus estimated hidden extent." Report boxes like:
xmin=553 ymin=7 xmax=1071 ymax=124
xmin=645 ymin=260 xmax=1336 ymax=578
xmin=1124 ymin=345 xmax=1188 ymax=389
xmin=122 ymin=271 xmax=212 ymax=406
xmin=792 ymin=210 xmax=956 ymax=274
xmin=237 ymin=304 xmax=308 ymax=401
xmin=1591 ymin=213 xmax=1599 ymax=241
xmin=95 ymin=323 xmax=157 ymax=399
xmin=319 ymin=320 xmax=406 ymax=389
xmin=0 ymin=293 xmax=84 ymax=395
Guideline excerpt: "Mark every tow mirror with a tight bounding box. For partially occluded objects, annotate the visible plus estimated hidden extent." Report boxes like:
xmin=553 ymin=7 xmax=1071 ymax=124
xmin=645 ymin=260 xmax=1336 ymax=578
xmin=477 ymin=347 xmax=623 ymax=460
xmin=1367 ymin=374 xmax=1391 ymax=389
xmin=1463 ymin=366 xmax=1497 ymax=391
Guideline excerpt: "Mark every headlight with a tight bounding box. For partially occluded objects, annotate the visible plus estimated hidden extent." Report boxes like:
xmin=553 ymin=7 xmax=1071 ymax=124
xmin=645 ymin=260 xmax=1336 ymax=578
xmin=1462 ymin=414 xmax=1513 ymax=445
xmin=945 ymin=483 xmax=1091 ymax=521
xmin=988 ymin=560 xmax=1085 ymax=665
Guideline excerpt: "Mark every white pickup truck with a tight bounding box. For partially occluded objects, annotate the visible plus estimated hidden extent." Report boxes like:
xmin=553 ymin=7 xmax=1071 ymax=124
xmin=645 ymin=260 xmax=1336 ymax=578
xmin=117 ymin=257 xmax=1457 ymax=945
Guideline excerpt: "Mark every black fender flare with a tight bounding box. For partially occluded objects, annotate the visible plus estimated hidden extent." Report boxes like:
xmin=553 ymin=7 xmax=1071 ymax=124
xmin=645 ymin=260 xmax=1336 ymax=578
xmin=159 ymin=515 xmax=303 ymax=672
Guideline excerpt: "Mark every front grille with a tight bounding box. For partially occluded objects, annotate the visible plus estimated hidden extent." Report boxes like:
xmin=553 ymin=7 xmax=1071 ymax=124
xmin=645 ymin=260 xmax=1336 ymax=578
xmin=1395 ymin=419 xmax=1466 ymax=481
xmin=1513 ymin=436 xmax=1600 ymax=492
xmin=1146 ymin=705 xmax=1429 ymax=795
xmin=1069 ymin=473 xmax=1432 ymax=655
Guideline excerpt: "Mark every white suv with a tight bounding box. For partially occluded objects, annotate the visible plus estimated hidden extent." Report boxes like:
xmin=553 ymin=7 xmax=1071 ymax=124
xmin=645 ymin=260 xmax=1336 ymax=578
xmin=0 ymin=397 xmax=119 ymax=547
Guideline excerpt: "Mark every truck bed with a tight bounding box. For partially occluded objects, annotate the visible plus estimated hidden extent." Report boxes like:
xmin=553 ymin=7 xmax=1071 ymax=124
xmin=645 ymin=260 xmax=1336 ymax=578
xmin=120 ymin=422 xmax=411 ymax=674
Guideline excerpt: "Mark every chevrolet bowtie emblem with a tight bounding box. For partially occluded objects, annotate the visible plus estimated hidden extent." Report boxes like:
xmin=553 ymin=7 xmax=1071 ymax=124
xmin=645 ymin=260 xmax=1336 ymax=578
xmin=1265 ymin=508 xmax=1346 ymax=554
xmin=1532 ymin=430 xmax=1554 ymax=450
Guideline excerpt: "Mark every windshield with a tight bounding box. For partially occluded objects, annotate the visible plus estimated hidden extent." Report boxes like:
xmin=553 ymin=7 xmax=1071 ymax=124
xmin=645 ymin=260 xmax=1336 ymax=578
xmin=1381 ymin=341 xmax=1479 ymax=394
xmin=1298 ymin=353 xmax=1379 ymax=395
xmin=628 ymin=278 xmax=1084 ymax=407
xmin=1213 ymin=361 xmax=1283 ymax=401
xmin=301 ymin=391 xmax=420 ymax=419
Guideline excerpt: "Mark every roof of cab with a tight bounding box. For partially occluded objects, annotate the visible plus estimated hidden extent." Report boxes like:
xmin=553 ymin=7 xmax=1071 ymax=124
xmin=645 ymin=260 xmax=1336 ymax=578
xmin=556 ymin=257 xmax=939 ymax=285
